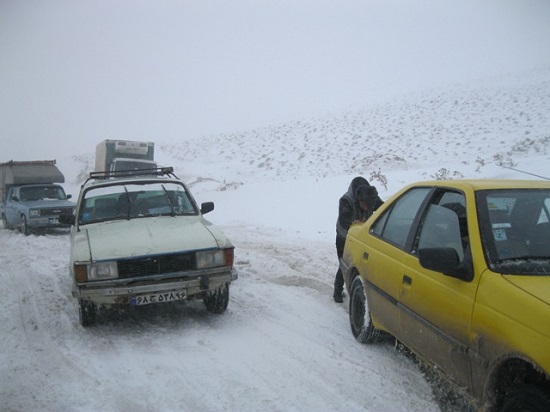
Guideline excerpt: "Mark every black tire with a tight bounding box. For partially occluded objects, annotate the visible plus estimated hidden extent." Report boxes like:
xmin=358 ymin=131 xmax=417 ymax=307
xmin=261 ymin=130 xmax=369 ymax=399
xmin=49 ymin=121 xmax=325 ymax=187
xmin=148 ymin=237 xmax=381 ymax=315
xmin=349 ymin=276 xmax=380 ymax=343
xmin=501 ymin=384 xmax=550 ymax=412
xmin=2 ymin=214 xmax=10 ymax=230
xmin=203 ymin=284 xmax=229 ymax=314
xmin=79 ymin=299 xmax=97 ymax=327
xmin=19 ymin=215 xmax=30 ymax=236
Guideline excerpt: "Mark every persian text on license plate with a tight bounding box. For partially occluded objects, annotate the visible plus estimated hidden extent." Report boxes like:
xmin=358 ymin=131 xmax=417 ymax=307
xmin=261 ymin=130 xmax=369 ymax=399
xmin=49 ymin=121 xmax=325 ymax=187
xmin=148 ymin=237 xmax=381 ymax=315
xmin=130 ymin=291 xmax=186 ymax=306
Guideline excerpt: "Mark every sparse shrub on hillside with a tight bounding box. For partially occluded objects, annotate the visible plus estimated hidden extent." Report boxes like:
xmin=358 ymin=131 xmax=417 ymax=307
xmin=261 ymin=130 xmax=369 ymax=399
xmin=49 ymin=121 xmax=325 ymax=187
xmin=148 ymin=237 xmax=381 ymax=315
xmin=72 ymin=154 xmax=94 ymax=184
xmin=509 ymin=135 xmax=550 ymax=155
xmin=219 ymin=180 xmax=243 ymax=191
xmin=493 ymin=153 xmax=517 ymax=168
xmin=369 ymin=168 xmax=388 ymax=190
xmin=430 ymin=168 xmax=464 ymax=180
xmin=475 ymin=157 xmax=486 ymax=173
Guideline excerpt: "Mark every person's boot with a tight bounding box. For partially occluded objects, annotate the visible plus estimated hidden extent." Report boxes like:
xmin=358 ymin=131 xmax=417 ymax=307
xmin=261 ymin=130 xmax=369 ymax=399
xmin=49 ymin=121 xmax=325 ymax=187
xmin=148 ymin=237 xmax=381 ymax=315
xmin=333 ymin=270 xmax=345 ymax=303
xmin=333 ymin=289 xmax=343 ymax=303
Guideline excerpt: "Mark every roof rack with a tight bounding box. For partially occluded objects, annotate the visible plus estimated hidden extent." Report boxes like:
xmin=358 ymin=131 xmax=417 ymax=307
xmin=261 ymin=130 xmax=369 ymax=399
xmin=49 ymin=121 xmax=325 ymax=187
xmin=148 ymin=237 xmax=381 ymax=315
xmin=83 ymin=167 xmax=177 ymax=185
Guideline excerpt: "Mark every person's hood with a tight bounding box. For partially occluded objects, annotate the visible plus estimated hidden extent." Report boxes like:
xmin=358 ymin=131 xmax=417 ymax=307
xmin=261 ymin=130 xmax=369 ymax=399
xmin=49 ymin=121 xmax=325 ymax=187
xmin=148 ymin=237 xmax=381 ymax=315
xmin=345 ymin=176 xmax=369 ymax=198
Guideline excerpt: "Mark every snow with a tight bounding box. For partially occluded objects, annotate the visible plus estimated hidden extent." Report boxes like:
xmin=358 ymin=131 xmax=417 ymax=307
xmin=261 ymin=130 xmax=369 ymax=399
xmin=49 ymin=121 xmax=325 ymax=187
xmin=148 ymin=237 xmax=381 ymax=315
xmin=2 ymin=1 xmax=550 ymax=411
xmin=2 ymin=67 xmax=550 ymax=411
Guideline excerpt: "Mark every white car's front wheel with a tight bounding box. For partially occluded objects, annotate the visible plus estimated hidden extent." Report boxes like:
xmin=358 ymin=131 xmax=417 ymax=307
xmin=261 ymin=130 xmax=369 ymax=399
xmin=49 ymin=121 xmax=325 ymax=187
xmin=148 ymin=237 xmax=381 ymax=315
xmin=79 ymin=299 xmax=97 ymax=327
xmin=203 ymin=284 xmax=229 ymax=314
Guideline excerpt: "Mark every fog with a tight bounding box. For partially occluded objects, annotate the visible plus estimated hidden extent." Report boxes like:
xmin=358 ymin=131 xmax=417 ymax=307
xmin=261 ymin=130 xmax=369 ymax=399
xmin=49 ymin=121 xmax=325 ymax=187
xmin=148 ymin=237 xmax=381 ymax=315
xmin=1 ymin=0 xmax=550 ymax=160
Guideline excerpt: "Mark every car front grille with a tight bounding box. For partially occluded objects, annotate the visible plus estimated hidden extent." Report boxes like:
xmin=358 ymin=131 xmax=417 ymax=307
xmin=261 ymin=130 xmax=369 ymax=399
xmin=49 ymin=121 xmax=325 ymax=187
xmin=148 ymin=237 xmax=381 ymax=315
xmin=117 ymin=252 xmax=197 ymax=279
xmin=39 ymin=207 xmax=74 ymax=216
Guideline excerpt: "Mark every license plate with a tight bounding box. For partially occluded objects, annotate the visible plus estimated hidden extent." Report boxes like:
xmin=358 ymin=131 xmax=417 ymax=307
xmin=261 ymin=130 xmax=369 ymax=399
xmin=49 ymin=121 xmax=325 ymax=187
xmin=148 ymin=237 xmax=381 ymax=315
xmin=50 ymin=218 xmax=59 ymax=224
xmin=130 ymin=291 xmax=186 ymax=306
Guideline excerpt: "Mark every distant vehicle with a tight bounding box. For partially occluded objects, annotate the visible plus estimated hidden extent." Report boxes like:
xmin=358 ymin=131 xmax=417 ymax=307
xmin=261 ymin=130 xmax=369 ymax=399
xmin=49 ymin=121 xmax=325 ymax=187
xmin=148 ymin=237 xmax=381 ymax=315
xmin=95 ymin=139 xmax=157 ymax=175
xmin=61 ymin=167 xmax=238 ymax=326
xmin=340 ymin=179 xmax=550 ymax=412
xmin=0 ymin=160 xmax=75 ymax=235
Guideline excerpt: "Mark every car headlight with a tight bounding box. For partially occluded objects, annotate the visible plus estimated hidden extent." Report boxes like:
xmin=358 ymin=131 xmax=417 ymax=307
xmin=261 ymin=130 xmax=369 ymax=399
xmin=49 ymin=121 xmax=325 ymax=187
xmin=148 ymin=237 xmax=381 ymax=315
xmin=89 ymin=262 xmax=118 ymax=280
xmin=74 ymin=261 xmax=118 ymax=282
xmin=29 ymin=209 xmax=40 ymax=217
xmin=196 ymin=250 xmax=225 ymax=269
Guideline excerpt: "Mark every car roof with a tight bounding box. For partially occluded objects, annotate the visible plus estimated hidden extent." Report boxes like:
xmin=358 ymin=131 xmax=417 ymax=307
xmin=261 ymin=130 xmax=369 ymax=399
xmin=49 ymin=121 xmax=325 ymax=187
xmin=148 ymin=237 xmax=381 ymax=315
xmin=81 ymin=167 xmax=181 ymax=189
xmin=407 ymin=179 xmax=550 ymax=191
xmin=82 ymin=175 xmax=179 ymax=189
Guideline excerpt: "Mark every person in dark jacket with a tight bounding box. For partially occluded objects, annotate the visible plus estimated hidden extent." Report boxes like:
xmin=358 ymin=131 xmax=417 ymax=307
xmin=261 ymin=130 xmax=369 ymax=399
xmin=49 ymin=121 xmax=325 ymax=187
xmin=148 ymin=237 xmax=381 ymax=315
xmin=333 ymin=177 xmax=383 ymax=303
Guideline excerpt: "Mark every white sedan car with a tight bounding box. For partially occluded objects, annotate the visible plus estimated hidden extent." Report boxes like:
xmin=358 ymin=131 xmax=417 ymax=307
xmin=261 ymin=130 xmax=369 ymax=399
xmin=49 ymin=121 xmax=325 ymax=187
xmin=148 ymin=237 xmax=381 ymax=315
xmin=62 ymin=168 xmax=238 ymax=326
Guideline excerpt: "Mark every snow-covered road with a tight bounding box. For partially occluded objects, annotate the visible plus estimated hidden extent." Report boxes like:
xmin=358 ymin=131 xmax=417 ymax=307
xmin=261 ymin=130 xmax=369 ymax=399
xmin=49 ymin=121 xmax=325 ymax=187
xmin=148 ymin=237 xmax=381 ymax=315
xmin=1 ymin=226 xmax=441 ymax=412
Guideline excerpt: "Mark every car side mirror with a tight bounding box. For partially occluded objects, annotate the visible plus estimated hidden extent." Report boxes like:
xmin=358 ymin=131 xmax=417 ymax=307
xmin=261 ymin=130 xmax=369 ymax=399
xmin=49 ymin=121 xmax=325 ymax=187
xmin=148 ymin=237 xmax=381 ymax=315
xmin=11 ymin=195 xmax=19 ymax=202
xmin=200 ymin=202 xmax=214 ymax=215
xmin=418 ymin=247 xmax=473 ymax=282
xmin=59 ymin=211 xmax=75 ymax=226
xmin=67 ymin=194 xmax=72 ymax=200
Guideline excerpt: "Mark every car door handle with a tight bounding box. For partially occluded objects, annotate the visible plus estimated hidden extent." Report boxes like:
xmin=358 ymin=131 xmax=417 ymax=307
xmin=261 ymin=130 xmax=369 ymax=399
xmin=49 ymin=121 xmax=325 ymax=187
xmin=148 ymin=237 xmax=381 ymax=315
xmin=402 ymin=275 xmax=412 ymax=285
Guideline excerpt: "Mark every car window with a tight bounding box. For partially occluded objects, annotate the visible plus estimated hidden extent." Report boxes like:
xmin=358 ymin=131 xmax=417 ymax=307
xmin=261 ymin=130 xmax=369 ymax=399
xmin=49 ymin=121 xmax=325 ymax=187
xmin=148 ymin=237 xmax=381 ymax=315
xmin=477 ymin=188 xmax=550 ymax=275
xmin=413 ymin=189 xmax=468 ymax=260
xmin=418 ymin=204 xmax=465 ymax=260
xmin=79 ymin=181 xmax=197 ymax=224
xmin=371 ymin=187 xmax=430 ymax=249
xmin=20 ymin=185 xmax=66 ymax=201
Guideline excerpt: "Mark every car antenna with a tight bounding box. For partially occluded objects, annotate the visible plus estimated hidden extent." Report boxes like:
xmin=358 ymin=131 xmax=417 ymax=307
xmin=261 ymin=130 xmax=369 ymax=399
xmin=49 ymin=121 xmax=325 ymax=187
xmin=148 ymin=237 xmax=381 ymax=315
xmin=499 ymin=165 xmax=550 ymax=181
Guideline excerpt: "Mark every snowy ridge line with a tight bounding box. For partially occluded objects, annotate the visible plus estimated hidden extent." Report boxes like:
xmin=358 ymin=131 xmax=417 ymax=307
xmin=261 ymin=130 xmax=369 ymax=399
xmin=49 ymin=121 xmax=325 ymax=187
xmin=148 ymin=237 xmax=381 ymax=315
xmin=160 ymin=68 xmax=550 ymax=184
xmin=63 ymin=68 xmax=550 ymax=190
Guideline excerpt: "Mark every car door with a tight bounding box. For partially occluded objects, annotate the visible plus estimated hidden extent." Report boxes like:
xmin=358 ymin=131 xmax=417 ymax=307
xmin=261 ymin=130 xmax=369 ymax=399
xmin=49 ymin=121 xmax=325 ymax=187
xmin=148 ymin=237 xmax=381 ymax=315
xmin=398 ymin=189 xmax=477 ymax=389
xmin=364 ymin=187 xmax=431 ymax=336
xmin=4 ymin=187 xmax=18 ymax=225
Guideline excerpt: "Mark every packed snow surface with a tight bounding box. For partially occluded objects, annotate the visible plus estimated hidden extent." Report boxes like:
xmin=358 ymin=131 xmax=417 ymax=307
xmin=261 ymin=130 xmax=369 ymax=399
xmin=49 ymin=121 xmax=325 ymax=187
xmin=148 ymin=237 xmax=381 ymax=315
xmin=2 ymin=68 xmax=550 ymax=411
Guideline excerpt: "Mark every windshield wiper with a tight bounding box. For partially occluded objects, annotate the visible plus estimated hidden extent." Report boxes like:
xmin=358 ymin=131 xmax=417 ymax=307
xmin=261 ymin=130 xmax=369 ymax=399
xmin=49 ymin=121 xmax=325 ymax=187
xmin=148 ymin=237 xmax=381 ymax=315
xmin=118 ymin=187 xmax=133 ymax=219
xmin=161 ymin=185 xmax=177 ymax=216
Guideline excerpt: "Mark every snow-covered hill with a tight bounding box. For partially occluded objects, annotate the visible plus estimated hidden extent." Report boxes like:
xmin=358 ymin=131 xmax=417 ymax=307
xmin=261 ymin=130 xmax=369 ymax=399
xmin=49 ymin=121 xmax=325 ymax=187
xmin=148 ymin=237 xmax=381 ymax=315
xmin=2 ymin=68 xmax=550 ymax=412
xmin=157 ymin=68 xmax=550 ymax=186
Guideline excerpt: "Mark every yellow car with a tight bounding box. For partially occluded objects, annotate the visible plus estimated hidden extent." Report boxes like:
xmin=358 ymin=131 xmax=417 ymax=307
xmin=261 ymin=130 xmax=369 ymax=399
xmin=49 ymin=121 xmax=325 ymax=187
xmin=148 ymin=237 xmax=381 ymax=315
xmin=340 ymin=180 xmax=550 ymax=412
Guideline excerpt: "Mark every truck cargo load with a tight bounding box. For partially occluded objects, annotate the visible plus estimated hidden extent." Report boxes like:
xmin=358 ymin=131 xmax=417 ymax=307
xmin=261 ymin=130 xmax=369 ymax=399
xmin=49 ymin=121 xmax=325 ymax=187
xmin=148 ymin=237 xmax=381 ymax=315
xmin=0 ymin=160 xmax=65 ymax=202
xmin=1 ymin=160 xmax=75 ymax=235
xmin=95 ymin=139 xmax=156 ymax=174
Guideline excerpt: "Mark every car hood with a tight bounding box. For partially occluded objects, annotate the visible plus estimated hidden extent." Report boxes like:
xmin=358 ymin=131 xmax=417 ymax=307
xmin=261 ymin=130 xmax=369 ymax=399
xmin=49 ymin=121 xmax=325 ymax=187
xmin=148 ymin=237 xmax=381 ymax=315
xmin=505 ymin=276 xmax=550 ymax=306
xmin=72 ymin=215 xmax=232 ymax=262
xmin=23 ymin=199 xmax=75 ymax=208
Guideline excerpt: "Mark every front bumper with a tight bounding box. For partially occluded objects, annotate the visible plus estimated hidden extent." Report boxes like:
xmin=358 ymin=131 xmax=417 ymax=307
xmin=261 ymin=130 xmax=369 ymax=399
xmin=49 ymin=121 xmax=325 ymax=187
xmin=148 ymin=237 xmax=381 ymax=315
xmin=28 ymin=216 xmax=70 ymax=229
xmin=73 ymin=267 xmax=238 ymax=305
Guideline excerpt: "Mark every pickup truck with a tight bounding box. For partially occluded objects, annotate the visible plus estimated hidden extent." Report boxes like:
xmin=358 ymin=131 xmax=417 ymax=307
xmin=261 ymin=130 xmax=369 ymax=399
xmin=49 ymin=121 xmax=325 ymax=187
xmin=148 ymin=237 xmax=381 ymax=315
xmin=1 ymin=160 xmax=76 ymax=235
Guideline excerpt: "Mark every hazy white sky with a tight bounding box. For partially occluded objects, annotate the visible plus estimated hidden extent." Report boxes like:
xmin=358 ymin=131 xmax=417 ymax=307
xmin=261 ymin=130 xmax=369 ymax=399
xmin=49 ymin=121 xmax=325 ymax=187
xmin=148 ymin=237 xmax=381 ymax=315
xmin=1 ymin=0 xmax=550 ymax=160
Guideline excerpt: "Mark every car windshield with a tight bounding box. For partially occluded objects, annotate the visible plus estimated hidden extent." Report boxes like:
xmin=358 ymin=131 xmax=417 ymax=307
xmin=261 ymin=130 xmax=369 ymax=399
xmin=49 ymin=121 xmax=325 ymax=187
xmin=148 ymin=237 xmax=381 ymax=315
xmin=112 ymin=160 xmax=156 ymax=175
xmin=477 ymin=188 xmax=550 ymax=275
xmin=78 ymin=181 xmax=197 ymax=225
xmin=20 ymin=185 xmax=67 ymax=201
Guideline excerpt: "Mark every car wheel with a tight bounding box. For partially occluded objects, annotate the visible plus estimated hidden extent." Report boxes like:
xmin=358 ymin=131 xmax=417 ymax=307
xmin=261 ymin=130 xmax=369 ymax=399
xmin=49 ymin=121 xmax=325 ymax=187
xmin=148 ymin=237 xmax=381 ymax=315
xmin=19 ymin=215 xmax=30 ymax=236
xmin=203 ymin=284 xmax=229 ymax=314
xmin=2 ymin=214 xmax=11 ymax=230
xmin=349 ymin=276 xmax=380 ymax=343
xmin=79 ymin=299 xmax=97 ymax=327
xmin=501 ymin=385 xmax=550 ymax=412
